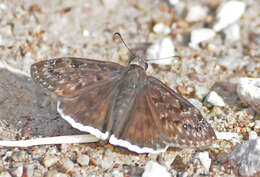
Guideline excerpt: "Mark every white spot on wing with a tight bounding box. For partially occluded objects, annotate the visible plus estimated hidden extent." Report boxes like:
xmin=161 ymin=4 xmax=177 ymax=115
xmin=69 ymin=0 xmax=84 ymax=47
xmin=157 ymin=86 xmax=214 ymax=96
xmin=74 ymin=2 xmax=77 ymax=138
xmin=109 ymin=135 xmax=168 ymax=154
xmin=57 ymin=101 xmax=109 ymax=140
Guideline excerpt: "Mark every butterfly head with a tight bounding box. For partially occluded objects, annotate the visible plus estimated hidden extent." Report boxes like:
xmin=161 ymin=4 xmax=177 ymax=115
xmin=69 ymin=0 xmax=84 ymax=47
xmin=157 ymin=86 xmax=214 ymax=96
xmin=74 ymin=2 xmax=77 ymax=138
xmin=128 ymin=55 xmax=148 ymax=71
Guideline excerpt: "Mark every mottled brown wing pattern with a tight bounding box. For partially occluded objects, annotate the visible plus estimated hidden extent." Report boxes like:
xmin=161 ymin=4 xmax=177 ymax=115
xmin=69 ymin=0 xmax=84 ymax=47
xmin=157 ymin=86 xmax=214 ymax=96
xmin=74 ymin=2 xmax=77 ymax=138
xmin=145 ymin=76 xmax=216 ymax=148
xmin=31 ymin=57 xmax=124 ymax=98
xmin=57 ymin=75 xmax=122 ymax=140
xmin=112 ymin=87 xmax=168 ymax=151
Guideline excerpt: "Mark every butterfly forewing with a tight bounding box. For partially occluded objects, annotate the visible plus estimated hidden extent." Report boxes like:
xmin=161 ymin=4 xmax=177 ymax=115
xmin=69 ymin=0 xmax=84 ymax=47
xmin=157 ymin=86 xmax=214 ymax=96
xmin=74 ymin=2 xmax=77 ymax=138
xmin=145 ymin=76 xmax=216 ymax=147
xmin=31 ymin=57 xmax=124 ymax=98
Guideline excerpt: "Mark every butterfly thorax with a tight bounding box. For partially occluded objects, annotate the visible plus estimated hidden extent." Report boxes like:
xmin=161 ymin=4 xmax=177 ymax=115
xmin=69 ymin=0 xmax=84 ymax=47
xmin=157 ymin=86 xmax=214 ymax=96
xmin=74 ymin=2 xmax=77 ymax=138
xmin=106 ymin=64 xmax=148 ymax=134
xmin=128 ymin=55 xmax=148 ymax=71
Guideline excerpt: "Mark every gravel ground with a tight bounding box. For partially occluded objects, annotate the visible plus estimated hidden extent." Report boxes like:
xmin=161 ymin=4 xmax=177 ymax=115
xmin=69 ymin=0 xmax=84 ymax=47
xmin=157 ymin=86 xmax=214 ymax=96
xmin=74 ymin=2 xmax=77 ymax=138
xmin=0 ymin=0 xmax=260 ymax=176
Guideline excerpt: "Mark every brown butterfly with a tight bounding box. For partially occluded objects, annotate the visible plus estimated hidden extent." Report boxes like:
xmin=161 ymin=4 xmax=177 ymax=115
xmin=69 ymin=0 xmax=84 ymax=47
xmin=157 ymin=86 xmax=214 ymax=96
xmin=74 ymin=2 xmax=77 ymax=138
xmin=30 ymin=33 xmax=216 ymax=153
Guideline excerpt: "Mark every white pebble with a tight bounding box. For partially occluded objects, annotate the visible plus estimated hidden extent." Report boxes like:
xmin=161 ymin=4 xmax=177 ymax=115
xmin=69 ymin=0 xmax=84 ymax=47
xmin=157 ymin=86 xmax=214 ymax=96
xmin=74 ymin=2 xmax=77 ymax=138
xmin=62 ymin=158 xmax=74 ymax=172
xmin=43 ymin=155 xmax=59 ymax=168
xmin=77 ymin=154 xmax=90 ymax=166
xmin=142 ymin=161 xmax=171 ymax=177
xmin=223 ymin=24 xmax=240 ymax=42
xmin=213 ymin=1 xmax=246 ymax=32
xmin=206 ymin=91 xmax=225 ymax=107
xmin=153 ymin=23 xmax=171 ymax=34
xmin=215 ymin=132 xmax=239 ymax=140
xmin=188 ymin=98 xmax=203 ymax=110
xmin=102 ymin=0 xmax=118 ymax=9
xmin=146 ymin=37 xmax=175 ymax=65
xmin=249 ymin=131 xmax=258 ymax=140
xmin=186 ymin=4 xmax=208 ymax=22
xmin=255 ymin=120 xmax=260 ymax=129
xmin=168 ymin=0 xmax=179 ymax=6
xmin=237 ymin=77 xmax=260 ymax=114
xmin=196 ymin=152 xmax=211 ymax=172
xmin=12 ymin=166 xmax=23 ymax=177
xmin=189 ymin=28 xmax=216 ymax=49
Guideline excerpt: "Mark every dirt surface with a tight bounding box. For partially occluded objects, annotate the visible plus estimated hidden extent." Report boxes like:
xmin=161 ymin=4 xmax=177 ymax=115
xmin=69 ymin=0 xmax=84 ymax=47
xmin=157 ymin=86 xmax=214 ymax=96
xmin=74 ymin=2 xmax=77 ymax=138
xmin=0 ymin=0 xmax=259 ymax=176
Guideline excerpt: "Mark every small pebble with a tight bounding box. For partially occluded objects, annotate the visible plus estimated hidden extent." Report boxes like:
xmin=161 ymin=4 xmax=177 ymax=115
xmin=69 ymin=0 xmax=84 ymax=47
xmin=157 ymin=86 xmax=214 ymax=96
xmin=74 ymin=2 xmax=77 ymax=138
xmin=217 ymin=56 xmax=245 ymax=71
xmin=213 ymin=1 xmax=246 ymax=31
xmin=223 ymin=24 xmax=240 ymax=42
xmin=171 ymin=155 xmax=186 ymax=172
xmin=196 ymin=152 xmax=211 ymax=172
xmin=77 ymin=154 xmax=90 ymax=166
xmin=153 ymin=23 xmax=171 ymax=34
xmin=146 ymin=37 xmax=175 ymax=65
xmin=205 ymin=91 xmax=225 ymax=107
xmin=112 ymin=169 xmax=124 ymax=177
xmin=255 ymin=120 xmax=260 ymax=130
xmin=62 ymin=158 xmax=75 ymax=172
xmin=102 ymin=0 xmax=118 ymax=9
xmin=0 ymin=172 xmax=12 ymax=177
xmin=142 ymin=161 xmax=171 ymax=177
xmin=188 ymin=98 xmax=203 ymax=110
xmin=11 ymin=151 xmax=28 ymax=162
xmin=43 ymin=155 xmax=59 ymax=168
xmin=237 ymin=77 xmax=260 ymax=114
xmin=11 ymin=166 xmax=23 ymax=177
xmin=186 ymin=4 xmax=208 ymax=22
xmin=24 ymin=164 xmax=34 ymax=177
xmin=215 ymin=132 xmax=239 ymax=140
xmin=249 ymin=131 xmax=258 ymax=140
xmin=45 ymin=170 xmax=68 ymax=177
xmin=168 ymin=0 xmax=179 ymax=6
xmin=189 ymin=28 xmax=216 ymax=49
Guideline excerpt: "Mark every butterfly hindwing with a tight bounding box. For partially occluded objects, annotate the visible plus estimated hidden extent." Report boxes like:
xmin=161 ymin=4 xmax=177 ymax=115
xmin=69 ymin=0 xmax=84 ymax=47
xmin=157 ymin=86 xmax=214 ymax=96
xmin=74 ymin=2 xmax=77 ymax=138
xmin=57 ymin=74 xmax=123 ymax=140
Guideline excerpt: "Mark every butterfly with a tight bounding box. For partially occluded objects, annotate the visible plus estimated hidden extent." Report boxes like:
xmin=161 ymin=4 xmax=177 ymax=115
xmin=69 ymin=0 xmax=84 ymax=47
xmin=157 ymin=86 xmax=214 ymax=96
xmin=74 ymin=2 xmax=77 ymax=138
xmin=30 ymin=34 xmax=216 ymax=153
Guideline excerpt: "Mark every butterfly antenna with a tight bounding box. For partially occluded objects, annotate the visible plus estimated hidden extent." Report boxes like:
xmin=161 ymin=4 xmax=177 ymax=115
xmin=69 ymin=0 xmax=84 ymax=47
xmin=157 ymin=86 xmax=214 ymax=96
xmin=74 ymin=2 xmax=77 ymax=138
xmin=113 ymin=32 xmax=135 ymax=57
xmin=146 ymin=55 xmax=181 ymax=63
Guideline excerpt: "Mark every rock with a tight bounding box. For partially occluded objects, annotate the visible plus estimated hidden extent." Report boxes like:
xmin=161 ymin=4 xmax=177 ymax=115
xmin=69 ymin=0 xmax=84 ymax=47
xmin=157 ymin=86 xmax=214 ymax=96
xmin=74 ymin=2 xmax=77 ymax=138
xmin=213 ymin=1 xmax=246 ymax=32
xmin=142 ymin=161 xmax=171 ymax=177
xmin=112 ymin=169 xmax=124 ymax=177
xmin=249 ymin=131 xmax=258 ymax=140
xmin=205 ymin=91 xmax=225 ymax=107
xmin=11 ymin=166 xmax=23 ymax=177
xmin=102 ymin=0 xmax=118 ymax=9
xmin=189 ymin=28 xmax=216 ymax=49
xmin=186 ymin=4 xmax=208 ymax=22
xmin=11 ymin=151 xmax=29 ymax=162
xmin=188 ymin=98 xmax=203 ymax=110
xmin=62 ymin=158 xmax=75 ymax=172
xmin=255 ymin=120 xmax=260 ymax=130
xmin=77 ymin=154 xmax=90 ymax=166
xmin=196 ymin=152 xmax=211 ymax=172
xmin=218 ymin=138 xmax=260 ymax=176
xmin=45 ymin=170 xmax=68 ymax=177
xmin=217 ymin=56 xmax=246 ymax=71
xmin=223 ymin=24 xmax=240 ymax=42
xmin=24 ymin=164 xmax=34 ymax=177
xmin=146 ymin=37 xmax=175 ymax=65
xmin=43 ymin=155 xmax=59 ymax=168
xmin=153 ymin=23 xmax=171 ymax=34
xmin=168 ymin=0 xmax=179 ymax=6
xmin=215 ymin=132 xmax=239 ymax=140
xmin=237 ymin=77 xmax=260 ymax=114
